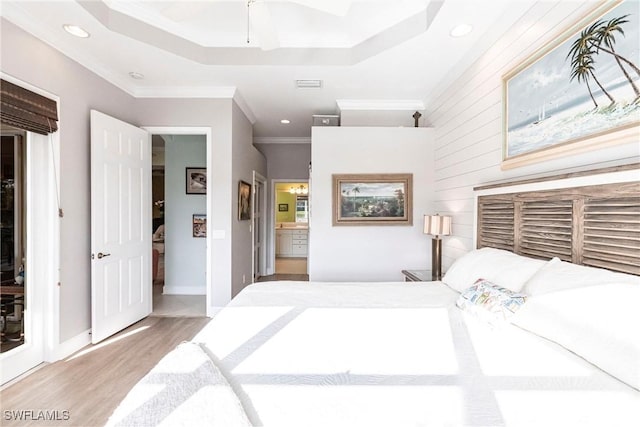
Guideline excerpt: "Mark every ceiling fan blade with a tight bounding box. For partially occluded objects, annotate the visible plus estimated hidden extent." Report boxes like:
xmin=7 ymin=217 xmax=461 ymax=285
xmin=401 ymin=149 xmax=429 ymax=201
xmin=250 ymin=1 xmax=280 ymax=51
xmin=288 ymin=0 xmax=352 ymax=16
xmin=160 ymin=1 xmax=210 ymax=22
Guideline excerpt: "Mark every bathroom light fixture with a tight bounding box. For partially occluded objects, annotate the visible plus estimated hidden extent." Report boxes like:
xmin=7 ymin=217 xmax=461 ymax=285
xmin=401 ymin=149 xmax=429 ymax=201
xmin=280 ymin=119 xmax=291 ymax=124
xmin=129 ymin=72 xmax=145 ymax=80
xmin=450 ymin=24 xmax=473 ymax=38
xmin=289 ymin=185 xmax=308 ymax=195
xmin=63 ymin=24 xmax=90 ymax=38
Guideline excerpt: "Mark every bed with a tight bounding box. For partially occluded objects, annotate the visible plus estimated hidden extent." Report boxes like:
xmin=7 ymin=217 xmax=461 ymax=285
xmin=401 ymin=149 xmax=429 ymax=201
xmin=108 ymin=168 xmax=640 ymax=427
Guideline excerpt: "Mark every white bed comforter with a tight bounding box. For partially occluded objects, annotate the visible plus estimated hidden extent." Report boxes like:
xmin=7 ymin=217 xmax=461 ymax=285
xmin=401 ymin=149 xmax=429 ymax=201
xmin=190 ymin=281 xmax=639 ymax=427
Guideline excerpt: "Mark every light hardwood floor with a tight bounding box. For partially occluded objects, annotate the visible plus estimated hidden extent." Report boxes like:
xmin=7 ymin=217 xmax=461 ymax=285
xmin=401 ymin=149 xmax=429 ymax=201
xmin=275 ymin=257 xmax=307 ymax=274
xmin=0 ymin=316 xmax=210 ymax=427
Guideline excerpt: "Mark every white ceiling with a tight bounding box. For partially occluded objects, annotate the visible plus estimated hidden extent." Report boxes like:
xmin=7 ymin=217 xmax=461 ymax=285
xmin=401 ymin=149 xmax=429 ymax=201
xmin=0 ymin=0 xmax=537 ymax=138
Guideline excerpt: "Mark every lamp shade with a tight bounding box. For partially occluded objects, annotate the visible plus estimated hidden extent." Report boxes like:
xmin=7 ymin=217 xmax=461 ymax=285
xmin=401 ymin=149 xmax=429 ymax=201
xmin=423 ymin=214 xmax=452 ymax=236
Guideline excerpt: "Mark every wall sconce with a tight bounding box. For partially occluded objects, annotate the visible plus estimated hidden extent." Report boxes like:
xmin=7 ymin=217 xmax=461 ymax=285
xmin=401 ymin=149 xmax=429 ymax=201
xmin=289 ymin=185 xmax=308 ymax=195
xmin=424 ymin=214 xmax=452 ymax=281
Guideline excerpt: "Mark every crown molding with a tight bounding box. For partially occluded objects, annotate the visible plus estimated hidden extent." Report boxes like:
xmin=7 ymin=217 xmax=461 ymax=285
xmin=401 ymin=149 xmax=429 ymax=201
xmin=133 ymin=86 xmax=237 ymax=98
xmin=336 ymin=99 xmax=425 ymax=111
xmin=253 ymin=137 xmax=312 ymax=145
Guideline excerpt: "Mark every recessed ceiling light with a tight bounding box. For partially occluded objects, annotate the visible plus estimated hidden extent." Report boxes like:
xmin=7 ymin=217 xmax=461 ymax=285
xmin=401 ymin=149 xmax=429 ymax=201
xmin=450 ymin=24 xmax=473 ymax=38
xmin=129 ymin=72 xmax=145 ymax=80
xmin=280 ymin=119 xmax=291 ymax=124
xmin=63 ymin=24 xmax=90 ymax=38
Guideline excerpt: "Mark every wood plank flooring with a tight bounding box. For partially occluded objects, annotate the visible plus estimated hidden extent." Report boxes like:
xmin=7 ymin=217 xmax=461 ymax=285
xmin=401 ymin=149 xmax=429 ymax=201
xmin=0 ymin=316 xmax=210 ymax=427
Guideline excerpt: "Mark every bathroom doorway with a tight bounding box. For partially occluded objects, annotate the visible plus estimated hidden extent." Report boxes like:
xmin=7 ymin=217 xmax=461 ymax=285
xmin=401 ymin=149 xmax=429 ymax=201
xmin=273 ymin=181 xmax=309 ymax=277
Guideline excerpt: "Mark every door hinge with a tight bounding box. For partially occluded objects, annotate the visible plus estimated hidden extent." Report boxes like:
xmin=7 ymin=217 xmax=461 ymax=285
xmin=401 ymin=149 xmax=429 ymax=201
xmin=58 ymin=208 xmax=64 ymax=218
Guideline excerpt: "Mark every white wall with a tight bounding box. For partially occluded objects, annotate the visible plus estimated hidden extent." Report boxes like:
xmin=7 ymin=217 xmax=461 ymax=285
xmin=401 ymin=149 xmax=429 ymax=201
xmin=310 ymin=126 xmax=434 ymax=281
xmin=425 ymin=1 xmax=640 ymax=271
xmin=163 ymin=135 xmax=207 ymax=295
xmin=231 ymin=102 xmax=267 ymax=297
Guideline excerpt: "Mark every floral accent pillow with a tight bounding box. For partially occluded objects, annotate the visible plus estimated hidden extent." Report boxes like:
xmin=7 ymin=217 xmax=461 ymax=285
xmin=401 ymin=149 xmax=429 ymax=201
xmin=456 ymin=279 xmax=528 ymax=325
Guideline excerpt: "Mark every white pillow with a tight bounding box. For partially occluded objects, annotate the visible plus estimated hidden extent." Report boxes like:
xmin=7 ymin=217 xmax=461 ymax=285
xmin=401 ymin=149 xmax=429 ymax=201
xmin=522 ymin=257 xmax=640 ymax=296
xmin=442 ymin=247 xmax=548 ymax=293
xmin=512 ymin=283 xmax=640 ymax=390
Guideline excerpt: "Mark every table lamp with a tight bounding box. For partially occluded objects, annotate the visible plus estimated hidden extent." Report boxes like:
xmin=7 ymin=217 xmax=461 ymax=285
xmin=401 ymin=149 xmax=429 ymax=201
xmin=424 ymin=214 xmax=452 ymax=281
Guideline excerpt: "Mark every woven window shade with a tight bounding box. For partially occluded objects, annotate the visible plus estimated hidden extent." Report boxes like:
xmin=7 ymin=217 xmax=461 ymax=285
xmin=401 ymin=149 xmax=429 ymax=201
xmin=0 ymin=79 xmax=58 ymax=135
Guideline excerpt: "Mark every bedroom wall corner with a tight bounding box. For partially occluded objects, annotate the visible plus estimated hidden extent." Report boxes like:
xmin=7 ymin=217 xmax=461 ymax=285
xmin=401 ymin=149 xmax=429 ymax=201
xmin=231 ymin=101 xmax=267 ymax=297
xmin=309 ymin=126 xmax=435 ymax=281
xmin=0 ymin=18 xmax=139 ymax=344
xmin=425 ymin=1 xmax=640 ymax=271
xmin=135 ymin=98 xmax=235 ymax=309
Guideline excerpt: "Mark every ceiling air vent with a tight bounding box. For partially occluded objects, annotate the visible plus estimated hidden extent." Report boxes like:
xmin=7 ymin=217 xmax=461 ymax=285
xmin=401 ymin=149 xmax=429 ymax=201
xmin=312 ymin=115 xmax=340 ymax=126
xmin=296 ymin=79 xmax=322 ymax=88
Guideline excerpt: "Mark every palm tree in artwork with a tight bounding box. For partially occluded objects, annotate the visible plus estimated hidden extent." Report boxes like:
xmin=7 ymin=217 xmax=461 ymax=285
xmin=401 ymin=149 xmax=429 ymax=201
xmin=570 ymin=55 xmax=599 ymax=108
xmin=592 ymin=15 xmax=640 ymax=97
xmin=352 ymin=186 xmax=360 ymax=212
xmin=567 ymin=27 xmax=615 ymax=105
xmin=342 ymin=189 xmax=351 ymax=215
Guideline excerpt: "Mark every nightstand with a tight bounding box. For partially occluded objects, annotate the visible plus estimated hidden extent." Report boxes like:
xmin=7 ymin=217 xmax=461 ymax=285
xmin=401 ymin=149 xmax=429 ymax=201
xmin=401 ymin=270 xmax=432 ymax=282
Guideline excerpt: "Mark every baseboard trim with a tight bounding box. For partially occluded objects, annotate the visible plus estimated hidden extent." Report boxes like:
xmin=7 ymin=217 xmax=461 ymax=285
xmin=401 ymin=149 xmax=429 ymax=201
xmin=49 ymin=329 xmax=91 ymax=362
xmin=163 ymin=286 xmax=206 ymax=295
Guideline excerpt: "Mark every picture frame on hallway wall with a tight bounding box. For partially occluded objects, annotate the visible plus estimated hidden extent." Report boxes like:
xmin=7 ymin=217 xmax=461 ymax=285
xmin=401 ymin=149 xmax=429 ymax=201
xmin=192 ymin=214 xmax=206 ymax=238
xmin=238 ymin=180 xmax=252 ymax=221
xmin=186 ymin=167 xmax=206 ymax=194
xmin=332 ymin=173 xmax=413 ymax=226
xmin=502 ymin=0 xmax=639 ymax=169
xmin=278 ymin=203 xmax=289 ymax=212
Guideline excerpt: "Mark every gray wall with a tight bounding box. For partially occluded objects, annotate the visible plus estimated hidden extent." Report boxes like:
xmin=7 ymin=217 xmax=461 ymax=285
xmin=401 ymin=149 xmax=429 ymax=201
xmin=254 ymin=143 xmax=310 ymax=274
xmin=1 ymin=19 xmax=265 ymax=346
xmin=163 ymin=135 xmax=207 ymax=294
xmin=232 ymin=103 xmax=267 ymax=297
xmin=255 ymin=143 xmax=311 ymax=180
xmin=1 ymin=19 xmax=138 ymax=342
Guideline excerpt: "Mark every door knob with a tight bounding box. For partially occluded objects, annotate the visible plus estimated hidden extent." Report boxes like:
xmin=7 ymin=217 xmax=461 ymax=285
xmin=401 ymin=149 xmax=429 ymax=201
xmin=97 ymin=252 xmax=111 ymax=259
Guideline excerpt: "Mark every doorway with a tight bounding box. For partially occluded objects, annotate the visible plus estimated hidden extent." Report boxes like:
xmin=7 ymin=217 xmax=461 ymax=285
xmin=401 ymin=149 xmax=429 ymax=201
xmin=252 ymin=172 xmax=267 ymax=282
xmin=260 ymin=180 xmax=309 ymax=281
xmin=1 ymin=130 xmax=26 ymax=353
xmin=0 ymin=125 xmax=57 ymax=384
xmin=149 ymin=134 xmax=206 ymax=317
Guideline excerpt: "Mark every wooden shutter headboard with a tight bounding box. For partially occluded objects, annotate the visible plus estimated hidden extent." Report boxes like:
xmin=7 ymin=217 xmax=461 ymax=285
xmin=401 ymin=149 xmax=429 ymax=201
xmin=477 ymin=181 xmax=640 ymax=275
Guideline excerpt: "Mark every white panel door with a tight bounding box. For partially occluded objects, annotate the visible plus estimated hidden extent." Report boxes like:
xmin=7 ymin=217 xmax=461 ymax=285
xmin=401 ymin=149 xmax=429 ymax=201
xmin=90 ymin=110 xmax=152 ymax=344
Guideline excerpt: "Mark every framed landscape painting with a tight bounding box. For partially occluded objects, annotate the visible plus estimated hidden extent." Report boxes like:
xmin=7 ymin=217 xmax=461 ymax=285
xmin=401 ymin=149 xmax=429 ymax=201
xmin=503 ymin=0 xmax=639 ymax=166
xmin=332 ymin=174 xmax=412 ymax=226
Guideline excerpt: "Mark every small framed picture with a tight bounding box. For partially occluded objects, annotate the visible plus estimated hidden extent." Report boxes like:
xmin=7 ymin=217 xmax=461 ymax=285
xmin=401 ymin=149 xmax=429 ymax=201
xmin=192 ymin=214 xmax=206 ymax=238
xmin=238 ymin=180 xmax=252 ymax=221
xmin=186 ymin=167 xmax=206 ymax=194
xmin=278 ymin=203 xmax=289 ymax=212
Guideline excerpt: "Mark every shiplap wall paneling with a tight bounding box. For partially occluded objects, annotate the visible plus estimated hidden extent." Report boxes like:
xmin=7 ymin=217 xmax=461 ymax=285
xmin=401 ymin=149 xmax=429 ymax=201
xmin=427 ymin=0 xmax=638 ymax=269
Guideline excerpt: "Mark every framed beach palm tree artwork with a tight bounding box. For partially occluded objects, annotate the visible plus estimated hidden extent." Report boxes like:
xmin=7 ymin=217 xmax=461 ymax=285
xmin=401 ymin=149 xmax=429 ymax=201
xmin=502 ymin=0 xmax=639 ymax=168
xmin=332 ymin=174 xmax=412 ymax=226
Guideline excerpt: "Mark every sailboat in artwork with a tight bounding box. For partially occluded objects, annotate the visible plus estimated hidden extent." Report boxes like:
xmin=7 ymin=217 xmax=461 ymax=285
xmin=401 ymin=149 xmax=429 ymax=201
xmin=533 ymin=103 xmax=547 ymax=124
